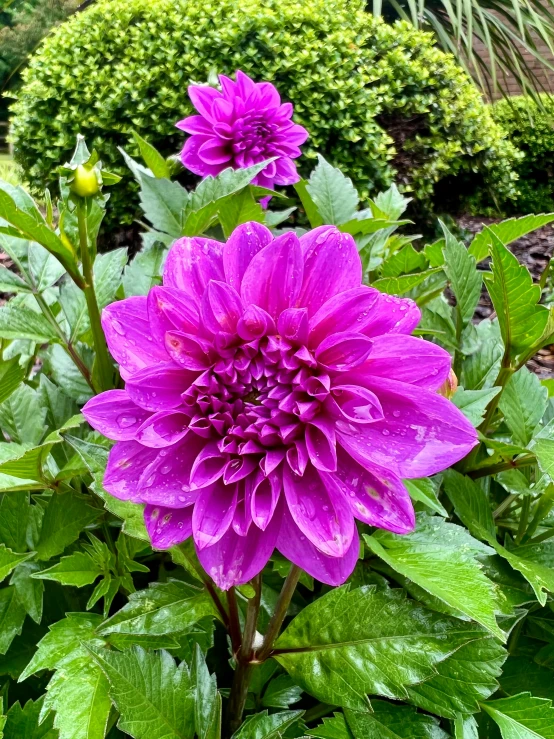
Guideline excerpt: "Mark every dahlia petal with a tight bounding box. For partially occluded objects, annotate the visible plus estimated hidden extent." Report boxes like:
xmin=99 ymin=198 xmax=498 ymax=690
xmin=306 ymin=418 xmax=337 ymax=472
xmin=298 ymin=227 xmax=362 ymax=316
xmin=145 ymin=504 xmax=193 ymax=549
xmin=323 ymin=450 xmax=415 ymax=534
xmin=237 ymin=305 xmax=275 ymax=340
xmin=283 ymin=123 xmax=309 ymax=146
xmin=283 ymin=463 xmax=354 ymax=557
xmin=218 ymin=74 xmax=237 ymax=97
xmin=257 ymin=81 xmax=281 ymax=108
xmin=125 ymin=362 xmax=194 ymax=411
xmin=201 ymin=281 xmax=243 ymax=334
xmin=193 ymin=480 xmax=237 ymax=550
xmin=181 ymin=136 xmax=223 ymax=177
xmin=286 ymin=439 xmax=309 ymax=476
xmin=163 ymin=237 xmax=224 ymax=302
xmin=165 ymin=332 xmax=214 ymax=371
xmin=278 ymin=506 xmax=359 ymax=586
xmin=196 ymin=511 xmax=280 ymax=590
xmin=147 ymin=286 xmax=200 ymax=347
xmin=138 ymin=435 xmax=204 ymax=507
xmin=104 ymin=441 xmax=159 ymax=502
xmin=278 ymin=308 xmax=309 ymax=345
xmin=211 ymin=97 xmax=234 ymax=122
xmin=362 ymin=292 xmax=421 ymax=338
xmin=273 ymin=157 xmax=300 ymax=186
xmin=190 ymin=441 xmax=227 ymax=490
xmin=336 ymin=377 xmax=478 ymax=478
xmin=308 ymin=287 xmax=380 ymax=348
xmin=329 ymin=384 xmax=384 ymax=424
xmin=223 ymin=222 xmax=273 ymax=291
xmin=241 ymin=232 xmax=304 ymax=319
xmin=175 ymin=115 xmax=214 ymax=135
xmin=250 ymin=469 xmax=282 ymax=530
xmin=135 ymin=410 xmax=190 ymax=448
xmin=235 ymin=70 xmax=256 ymax=99
xmin=102 ymin=297 xmax=168 ymax=380
xmin=82 ymin=390 xmax=150 ymax=441
xmin=223 ymin=456 xmax=258 ymax=484
xmin=315 ymin=332 xmax=373 ymax=372
xmin=233 ymin=485 xmax=253 ymax=536
xmin=188 ymin=84 xmax=221 ymax=121
xmin=362 ymin=334 xmax=452 ymax=390
xmin=198 ymin=138 xmax=232 ymax=165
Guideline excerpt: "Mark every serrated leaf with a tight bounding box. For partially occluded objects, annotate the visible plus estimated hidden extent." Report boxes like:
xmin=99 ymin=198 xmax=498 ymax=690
xmin=28 ymin=242 xmax=66 ymax=292
xmin=43 ymin=344 xmax=93 ymax=405
xmin=99 ymin=579 xmax=216 ymax=637
xmin=218 ymin=188 xmax=264 ymax=238
xmin=364 ymin=515 xmax=503 ymax=639
xmin=499 ymin=368 xmax=548 ymax=446
xmin=372 ymin=184 xmax=410 ymax=220
xmin=19 ymin=612 xmax=103 ymax=681
xmin=529 ymin=420 xmax=554 ymax=480
xmin=380 ymin=244 xmax=428 ymax=278
xmin=0 ymin=546 xmax=33 ymax=584
xmin=470 ymin=215 xmax=554 ymax=263
xmin=442 ymin=469 xmax=496 ymax=539
xmin=275 ymin=585 xmax=499 ymax=710
xmin=232 ymin=710 xmax=303 ymax=738
xmin=481 ymin=693 xmax=554 ymax=738
xmin=0 ymin=383 xmax=47 ymax=445
xmin=0 ymin=586 xmax=26 ymax=654
xmin=123 ymin=238 xmax=166 ymax=298
xmin=485 ymin=230 xmax=549 ymax=357
xmin=306 ymin=156 xmax=359 ymax=226
xmin=87 ymin=645 xmax=195 ymax=739
xmin=35 ymin=493 xmax=101 ymax=561
xmin=294 ymin=180 xmax=323 ymax=228
xmin=10 ymin=562 xmax=43 ymax=624
xmin=34 ymin=551 xmax=103 ymax=587
xmin=308 ymin=714 xmax=353 ymax=738
xmin=0 ymin=266 xmax=30 ymax=293
xmin=501 ymin=655 xmax=554 ymax=702
xmin=262 ymin=674 xmax=303 ymax=709
xmin=0 ymin=303 xmax=57 ymax=343
xmin=4 ymin=697 xmax=57 ymax=739
xmin=452 ymin=387 xmax=502 ymax=427
xmin=484 ymin=537 xmax=554 ymax=607
xmin=38 ymin=375 xmax=78 ymax=432
xmin=192 ymin=644 xmax=220 ymax=739
xmin=404 ymin=478 xmax=448 ymax=516
xmin=442 ymin=222 xmax=482 ymax=325
xmin=132 ymin=131 xmax=170 ymax=178
xmin=345 ymin=703 xmax=449 ymax=738
xmin=454 ymin=715 xmax=479 ymax=739
xmin=0 ymin=356 xmax=25 ymax=406
xmin=0 ymin=491 xmax=30 ymax=551
xmin=373 ymin=269 xmax=441 ymax=296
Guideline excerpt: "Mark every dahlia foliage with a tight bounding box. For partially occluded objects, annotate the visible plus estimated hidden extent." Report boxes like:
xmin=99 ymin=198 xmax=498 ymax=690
xmin=176 ymin=71 xmax=308 ymax=192
xmin=83 ymin=224 xmax=477 ymax=589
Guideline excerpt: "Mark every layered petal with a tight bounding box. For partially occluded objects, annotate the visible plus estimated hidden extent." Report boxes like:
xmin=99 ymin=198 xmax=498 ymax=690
xmin=223 ymin=222 xmax=273 ymax=291
xmin=125 ymin=363 xmax=194 ymax=411
xmin=145 ymin=504 xmax=193 ymax=550
xmin=361 ymin=292 xmax=421 ymax=338
xmin=104 ymin=441 xmax=159 ymax=502
xmin=82 ymin=390 xmax=150 ymax=441
xmin=138 ymin=435 xmax=205 ymax=508
xmin=163 ymin=237 xmax=224 ymax=302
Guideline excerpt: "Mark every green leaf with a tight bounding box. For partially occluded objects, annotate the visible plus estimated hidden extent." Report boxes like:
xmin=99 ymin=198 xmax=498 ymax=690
xmin=0 ymin=383 xmax=47 ymax=445
xmin=364 ymin=515 xmax=503 ymax=639
xmin=485 ymin=230 xmax=549 ymax=358
xmin=454 ymin=715 xmax=479 ymax=739
xmin=0 ymin=266 xmax=30 ymax=294
xmin=192 ymin=644 xmax=220 ymax=739
xmin=99 ymin=579 xmax=216 ymax=638
xmin=484 ymin=537 xmax=554 ymax=607
xmin=380 ymin=244 xmax=428 ymax=278
xmin=294 ymin=180 xmax=324 ymax=228
xmin=34 ymin=551 xmax=103 ymax=587
xmin=372 ymin=184 xmax=410 ymax=220
xmin=231 ymin=710 xmax=303 ymax=738
xmin=27 ymin=242 xmax=66 ymax=293
xmin=481 ymin=693 xmax=554 ymax=738
xmin=35 ymin=493 xmax=101 ymax=561
xmin=499 ymin=368 xmax=548 ymax=447
xmin=442 ymin=222 xmax=482 ymax=325
xmin=275 ymin=585 xmax=500 ymax=710
xmin=10 ymin=562 xmax=43 ymax=625
xmin=0 ymin=491 xmax=30 ymax=551
xmin=43 ymin=344 xmax=93 ymax=405
xmin=132 ymin=131 xmax=170 ymax=178
xmin=19 ymin=612 xmax=103 ymax=681
xmin=344 ymin=703 xmax=449 ymax=738
xmin=442 ymin=469 xmax=496 ymax=539
xmin=308 ymin=714 xmax=353 ymax=738
xmin=0 ymin=303 xmax=58 ymax=343
xmin=372 ymin=269 xmax=441 ymax=296
xmin=87 ymin=645 xmax=196 ymax=739
xmin=501 ymin=655 xmax=554 ymax=702
xmin=218 ymin=188 xmax=264 ymax=239
xmin=452 ymin=387 xmax=502 ymax=427
xmin=4 ymin=697 xmax=57 ymax=739
xmin=470 ymin=215 xmax=554 ymax=263
xmin=0 ymin=586 xmax=26 ymax=654
xmin=461 ymin=320 xmax=503 ymax=390
xmin=123 ymin=238 xmax=165 ymax=298
xmin=41 ymin=654 xmax=111 ymax=739
xmin=404 ymin=477 xmax=448 ymax=516
xmin=38 ymin=375 xmax=79 ymax=431
xmin=529 ymin=420 xmax=554 ymax=480
xmin=306 ymin=155 xmax=359 ymax=226
xmin=0 ymin=356 xmax=25 ymax=406
xmin=0 ymin=546 xmax=33 ymax=584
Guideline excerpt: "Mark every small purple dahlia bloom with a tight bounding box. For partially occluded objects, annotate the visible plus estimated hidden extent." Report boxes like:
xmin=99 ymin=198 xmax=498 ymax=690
xmin=83 ymin=224 xmax=477 ymax=589
xmin=176 ymin=71 xmax=308 ymax=192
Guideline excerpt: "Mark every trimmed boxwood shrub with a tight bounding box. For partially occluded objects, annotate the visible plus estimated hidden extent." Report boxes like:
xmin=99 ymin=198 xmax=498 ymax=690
xmin=492 ymin=94 xmax=554 ymax=214
xmin=9 ymin=0 xmax=518 ymax=224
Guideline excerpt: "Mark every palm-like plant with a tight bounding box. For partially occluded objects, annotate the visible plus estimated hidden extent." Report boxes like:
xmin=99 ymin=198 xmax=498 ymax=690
xmin=372 ymin=0 xmax=554 ymax=99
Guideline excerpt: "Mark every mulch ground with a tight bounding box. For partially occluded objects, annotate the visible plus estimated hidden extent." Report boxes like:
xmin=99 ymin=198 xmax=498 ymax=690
xmin=2 ymin=215 xmax=554 ymax=377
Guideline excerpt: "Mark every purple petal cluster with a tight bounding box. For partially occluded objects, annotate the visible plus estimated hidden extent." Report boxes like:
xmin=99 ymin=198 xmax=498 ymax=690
xmin=83 ymin=223 xmax=477 ymax=589
xmin=176 ymin=71 xmax=308 ymax=191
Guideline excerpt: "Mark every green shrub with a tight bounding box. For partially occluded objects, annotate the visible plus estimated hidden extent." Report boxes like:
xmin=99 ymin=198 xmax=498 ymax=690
xmin=492 ymin=94 xmax=554 ymax=214
xmin=10 ymin=0 xmax=518 ymax=224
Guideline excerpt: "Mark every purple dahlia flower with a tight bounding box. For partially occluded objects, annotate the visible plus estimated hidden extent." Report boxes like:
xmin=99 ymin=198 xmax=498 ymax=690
xmin=83 ymin=223 xmax=477 ymax=589
xmin=176 ymin=71 xmax=308 ymax=192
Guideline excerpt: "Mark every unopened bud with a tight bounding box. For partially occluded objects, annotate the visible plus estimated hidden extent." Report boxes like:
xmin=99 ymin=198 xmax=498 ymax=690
xmin=70 ymin=164 xmax=101 ymax=198
xmin=438 ymin=369 xmax=458 ymax=399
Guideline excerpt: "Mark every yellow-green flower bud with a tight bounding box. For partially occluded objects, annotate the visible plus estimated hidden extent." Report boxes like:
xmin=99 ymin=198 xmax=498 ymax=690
xmin=71 ymin=164 xmax=101 ymax=198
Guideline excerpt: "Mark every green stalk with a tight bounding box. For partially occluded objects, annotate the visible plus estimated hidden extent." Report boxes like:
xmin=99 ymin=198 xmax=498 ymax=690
xmin=76 ymin=198 xmax=113 ymax=391
xmin=256 ymin=565 xmax=302 ymax=662
xmin=467 ymin=453 xmax=536 ymax=480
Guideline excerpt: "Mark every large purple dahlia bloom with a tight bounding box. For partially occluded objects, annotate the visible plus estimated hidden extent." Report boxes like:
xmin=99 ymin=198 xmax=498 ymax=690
xmin=176 ymin=71 xmax=308 ymax=191
xmin=83 ymin=224 xmax=477 ymax=589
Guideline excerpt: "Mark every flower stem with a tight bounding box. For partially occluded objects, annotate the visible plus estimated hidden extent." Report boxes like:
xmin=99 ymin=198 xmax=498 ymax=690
xmin=467 ymin=453 xmax=536 ymax=480
xmin=226 ymin=587 xmax=242 ymax=656
xmin=256 ymin=565 xmax=301 ymax=662
xmin=76 ymin=198 xmax=113 ymax=391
